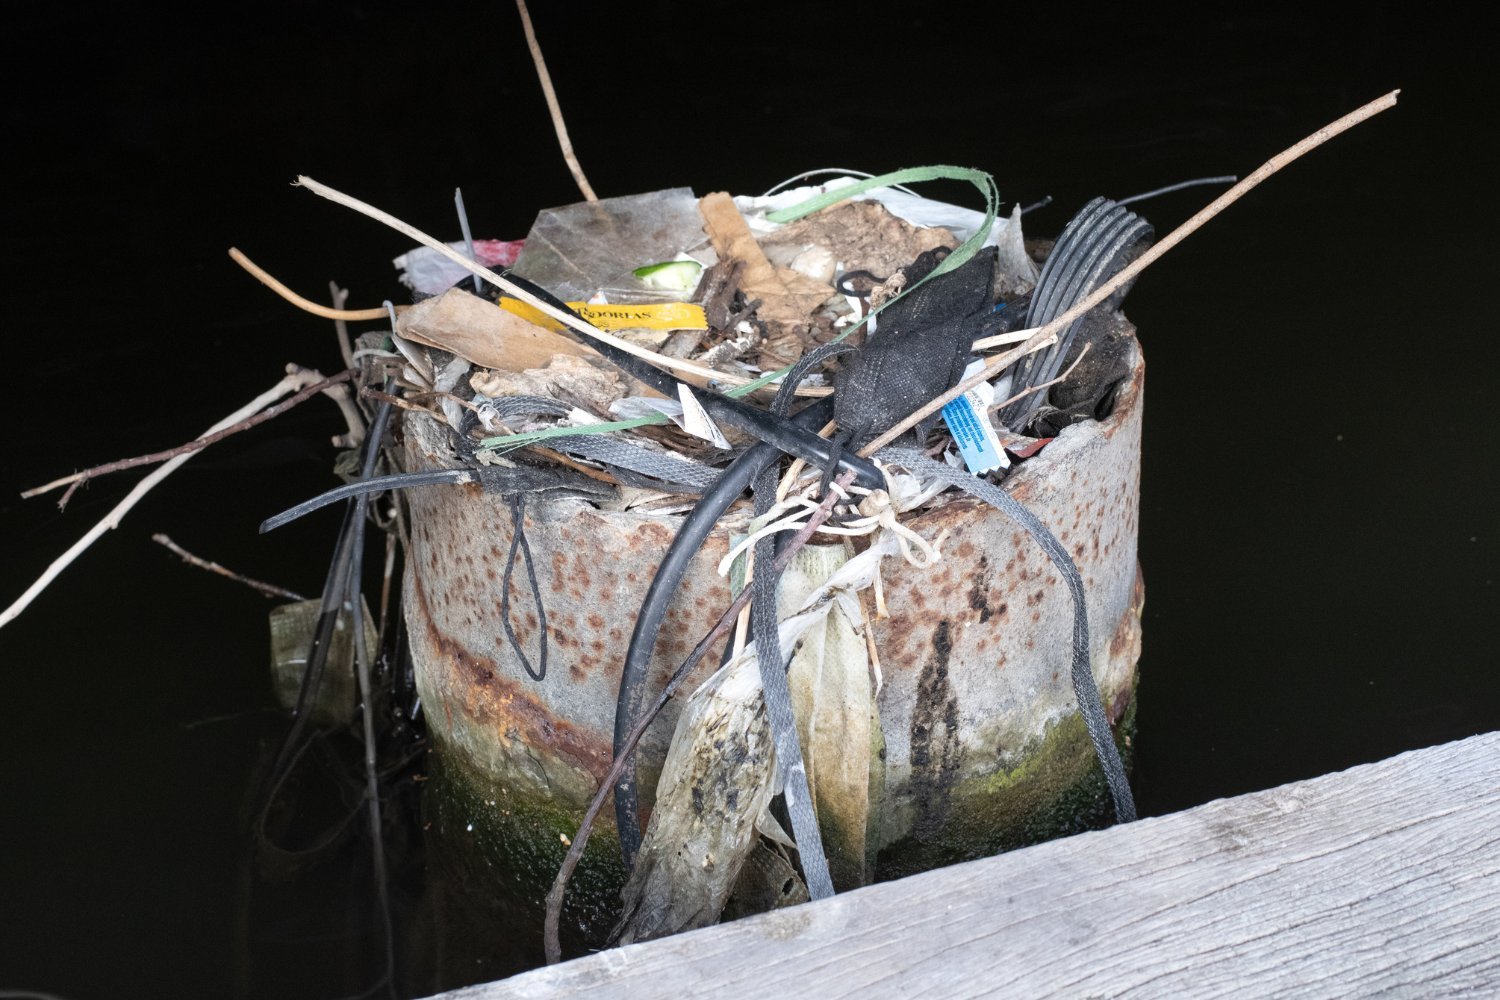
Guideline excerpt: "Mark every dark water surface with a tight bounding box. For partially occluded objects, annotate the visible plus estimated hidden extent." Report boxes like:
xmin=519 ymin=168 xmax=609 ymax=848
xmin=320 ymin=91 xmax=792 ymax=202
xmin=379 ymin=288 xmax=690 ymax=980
xmin=3 ymin=6 xmax=1494 ymax=997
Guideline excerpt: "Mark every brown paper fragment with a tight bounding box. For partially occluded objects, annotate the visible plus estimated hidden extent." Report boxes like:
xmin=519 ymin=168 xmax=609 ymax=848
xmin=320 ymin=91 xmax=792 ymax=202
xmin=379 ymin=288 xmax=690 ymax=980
xmin=395 ymin=287 xmax=598 ymax=373
xmin=699 ymin=192 xmax=834 ymax=333
xmin=759 ymin=199 xmax=957 ymax=283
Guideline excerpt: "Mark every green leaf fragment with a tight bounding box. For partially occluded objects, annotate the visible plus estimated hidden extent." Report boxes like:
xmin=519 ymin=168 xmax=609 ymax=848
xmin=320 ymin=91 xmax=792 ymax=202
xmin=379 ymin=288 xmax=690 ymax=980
xmin=632 ymin=259 xmax=703 ymax=291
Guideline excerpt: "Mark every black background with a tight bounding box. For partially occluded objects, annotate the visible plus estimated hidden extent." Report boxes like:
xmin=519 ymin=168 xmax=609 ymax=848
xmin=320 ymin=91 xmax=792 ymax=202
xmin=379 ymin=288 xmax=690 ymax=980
xmin=2 ymin=4 xmax=1495 ymax=998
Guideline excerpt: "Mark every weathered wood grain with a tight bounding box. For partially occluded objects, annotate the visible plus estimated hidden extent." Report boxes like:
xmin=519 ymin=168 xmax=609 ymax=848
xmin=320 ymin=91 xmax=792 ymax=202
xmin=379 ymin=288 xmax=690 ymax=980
xmin=433 ymin=732 xmax=1500 ymax=999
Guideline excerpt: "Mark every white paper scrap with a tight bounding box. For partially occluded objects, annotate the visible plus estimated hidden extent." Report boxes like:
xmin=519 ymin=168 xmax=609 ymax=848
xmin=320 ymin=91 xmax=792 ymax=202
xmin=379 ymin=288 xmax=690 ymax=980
xmin=677 ymin=385 xmax=731 ymax=449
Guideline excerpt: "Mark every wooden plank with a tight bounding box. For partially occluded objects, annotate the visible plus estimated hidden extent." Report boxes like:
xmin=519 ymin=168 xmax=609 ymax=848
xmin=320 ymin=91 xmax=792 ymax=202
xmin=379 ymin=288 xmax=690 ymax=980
xmin=434 ymin=732 xmax=1500 ymax=999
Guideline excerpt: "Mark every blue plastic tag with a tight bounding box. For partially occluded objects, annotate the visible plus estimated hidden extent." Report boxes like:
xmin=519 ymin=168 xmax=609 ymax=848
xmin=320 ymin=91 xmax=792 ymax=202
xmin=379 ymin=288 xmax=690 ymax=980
xmin=941 ymin=361 xmax=1009 ymax=475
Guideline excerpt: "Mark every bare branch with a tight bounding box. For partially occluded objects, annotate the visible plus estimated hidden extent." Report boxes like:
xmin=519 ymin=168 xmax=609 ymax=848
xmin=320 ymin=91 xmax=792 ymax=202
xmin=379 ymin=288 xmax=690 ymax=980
xmin=152 ymin=534 xmax=306 ymax=601
xmin=515 ymin=0 xmax=598 ymax=202
xmin=24 ymin=369 xmax=355 ymax=507
xmin=230 ymin=246 xmax=398 ymax=321
xmin=2 ymin=369 xmax=329 ymax=630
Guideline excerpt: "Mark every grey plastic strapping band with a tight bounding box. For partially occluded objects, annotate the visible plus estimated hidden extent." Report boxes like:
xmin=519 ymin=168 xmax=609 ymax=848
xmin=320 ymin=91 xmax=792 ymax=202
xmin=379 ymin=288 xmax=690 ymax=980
xmin=751 ymin=457 xmax=836 ymax=899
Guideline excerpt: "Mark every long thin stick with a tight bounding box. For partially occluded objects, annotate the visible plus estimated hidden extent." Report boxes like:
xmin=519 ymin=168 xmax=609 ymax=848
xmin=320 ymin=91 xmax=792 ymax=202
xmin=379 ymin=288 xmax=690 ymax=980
xmin=152 ymin=534 xmax=307 ymax=601
xmin=1 ymin=369 xmax=327 ymax=630
xmin=515 ymin=0 xmax=598 ymax=203
xmin=295 ymin=176 xmax=782 ymax=393
xmin=24 ymin=369 xmax=354 ymax=507
xmin=862 ymin=89 xmax=1400 ymax=458
xmin=230 ymin=247 xmax=397 ymax=321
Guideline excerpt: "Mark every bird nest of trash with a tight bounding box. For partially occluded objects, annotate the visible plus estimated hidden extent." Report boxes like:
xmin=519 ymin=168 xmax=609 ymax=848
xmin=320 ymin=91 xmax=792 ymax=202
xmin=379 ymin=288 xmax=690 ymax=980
xmin=273 ymin=170 xmax=1149 ymax=519
xmin=238 ymin=165 xmax=1152 ymax=957
xmin=3 ymin=31 xmax=1394 ymax=978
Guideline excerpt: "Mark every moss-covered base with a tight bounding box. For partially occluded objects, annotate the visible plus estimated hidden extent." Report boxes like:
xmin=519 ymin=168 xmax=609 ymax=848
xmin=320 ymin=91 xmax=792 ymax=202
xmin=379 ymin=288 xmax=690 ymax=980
xmin=876 ymin=693 xmax=1138 ymax=880
xmin=422 ymin=741 xmax=628 ymax=954
xmin=424 ymin=691 xmax=1138 ymax=953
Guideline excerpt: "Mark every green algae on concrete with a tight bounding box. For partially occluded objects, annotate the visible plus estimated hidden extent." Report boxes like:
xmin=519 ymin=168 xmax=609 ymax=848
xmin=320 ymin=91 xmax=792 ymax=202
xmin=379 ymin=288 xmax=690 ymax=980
xmin=423 ymin=738 xmax=628 ymax=949
xmin=422 ymin=686 xmax=1137 ymax=940
xmin=876 ymin=688 xmax=1138 ymax=880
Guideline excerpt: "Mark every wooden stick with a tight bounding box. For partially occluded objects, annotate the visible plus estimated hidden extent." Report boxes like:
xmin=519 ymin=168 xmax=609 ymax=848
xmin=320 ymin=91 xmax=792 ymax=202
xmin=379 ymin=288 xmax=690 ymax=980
xmin=329 ymin=281 xmax=356 ymax=369
xmin=23 ymin=369 xmax=355 ymax=507
xmin=515 ymin=0 xmax=598 ymax=203
xmin=867 ymin=89 xmax=1401 ymax=459
xmin=1 ymin=369 xmax=328 ymax=630
xmin=152 ymin=534 xmax=307 ymax=601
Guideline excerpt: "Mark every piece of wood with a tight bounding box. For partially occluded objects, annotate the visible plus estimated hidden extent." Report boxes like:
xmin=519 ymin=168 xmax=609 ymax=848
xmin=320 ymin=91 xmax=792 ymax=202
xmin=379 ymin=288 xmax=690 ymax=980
xmin=434 ymin=731 xmax=1500 ymax=999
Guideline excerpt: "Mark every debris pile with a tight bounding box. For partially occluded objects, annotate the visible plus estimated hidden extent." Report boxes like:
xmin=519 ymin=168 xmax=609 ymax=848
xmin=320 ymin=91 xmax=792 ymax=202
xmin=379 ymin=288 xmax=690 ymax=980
xmin=381 ymin=173 xmax=1127 ymax=498
xmin=285 ymin=168 xmax=1147 ymax=954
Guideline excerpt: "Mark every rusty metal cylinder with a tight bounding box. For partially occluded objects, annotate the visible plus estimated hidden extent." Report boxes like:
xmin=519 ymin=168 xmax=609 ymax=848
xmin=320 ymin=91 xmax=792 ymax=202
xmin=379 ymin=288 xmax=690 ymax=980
xmin=402 ymin=337 xmax=1145 ymax=938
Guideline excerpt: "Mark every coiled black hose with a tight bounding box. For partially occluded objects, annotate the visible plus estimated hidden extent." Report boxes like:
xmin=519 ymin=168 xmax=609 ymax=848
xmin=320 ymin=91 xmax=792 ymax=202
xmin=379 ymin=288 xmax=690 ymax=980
xmin=997 ymin=198 xmax=1153 ymax=430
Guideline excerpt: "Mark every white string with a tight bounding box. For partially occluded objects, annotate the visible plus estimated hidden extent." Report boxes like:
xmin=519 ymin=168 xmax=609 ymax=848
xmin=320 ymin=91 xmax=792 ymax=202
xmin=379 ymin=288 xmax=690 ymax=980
xmin=715 ymin=460 xmax=946 ymax=579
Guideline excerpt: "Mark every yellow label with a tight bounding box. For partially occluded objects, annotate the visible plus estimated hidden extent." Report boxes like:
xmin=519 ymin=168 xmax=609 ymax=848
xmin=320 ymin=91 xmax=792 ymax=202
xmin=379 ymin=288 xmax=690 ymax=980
xmin=499 ymin=298 xmax=707 ymax=332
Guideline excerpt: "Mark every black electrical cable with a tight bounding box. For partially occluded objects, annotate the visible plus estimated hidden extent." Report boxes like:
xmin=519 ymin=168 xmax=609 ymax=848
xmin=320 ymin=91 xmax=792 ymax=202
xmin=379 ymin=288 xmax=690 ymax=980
xmin=491 ymin=270 xmax=883 ymax=490
xmin=266 ymin=385 xmax=395 ymax=788
xmin=260 ymin=470 xmax=479 ymax=533
xmin=611 ymin=394 xmax=837 ymax=868
xmin=260 ymin=463 xmax=611 ymax=534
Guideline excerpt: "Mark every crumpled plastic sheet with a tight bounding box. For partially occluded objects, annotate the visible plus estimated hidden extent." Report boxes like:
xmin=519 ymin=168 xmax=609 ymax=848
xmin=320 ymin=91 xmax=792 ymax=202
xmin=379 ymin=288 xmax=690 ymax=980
xmin=511 ymin=188 xmax=718 ymax=304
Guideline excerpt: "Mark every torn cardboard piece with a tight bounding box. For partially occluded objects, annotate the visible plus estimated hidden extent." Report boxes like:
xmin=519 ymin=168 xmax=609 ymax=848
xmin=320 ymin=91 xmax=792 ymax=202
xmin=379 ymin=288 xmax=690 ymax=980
xmin=396 ymin=287 xmax=598 ymax=373
xmin=700 ymin=191 xmax=835 ymax=365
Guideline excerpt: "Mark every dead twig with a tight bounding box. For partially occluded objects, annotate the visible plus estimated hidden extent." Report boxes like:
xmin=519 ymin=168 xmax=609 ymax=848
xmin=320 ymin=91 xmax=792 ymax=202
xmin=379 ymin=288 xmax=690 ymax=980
xmin=867 ymin=90 xmax=1402 ymax=458
xmin=230 ymin=247 xmax=404 ymax=321
xmin=24 ymin=368 xmax=356 ymax=509
xmin=543 ymin=469 xmax=857 ymax=964
xmin=152 ymin=534 xmax=306 ymax=601
xmin=330 ymin=281 xmax=356 ymax=369
xmin=515 ymin=0 xmax=598 ymax=203
xmin=987 ymin=342 xmax=1092 ymax=415
xmin=2 ymin=368 xmax=331 ymax=630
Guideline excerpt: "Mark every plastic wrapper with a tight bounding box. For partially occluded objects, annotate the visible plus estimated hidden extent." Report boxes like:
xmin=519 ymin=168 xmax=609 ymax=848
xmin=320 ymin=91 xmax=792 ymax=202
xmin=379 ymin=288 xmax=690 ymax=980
xmin=511 ymin=188 xmax=716 ymax=304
